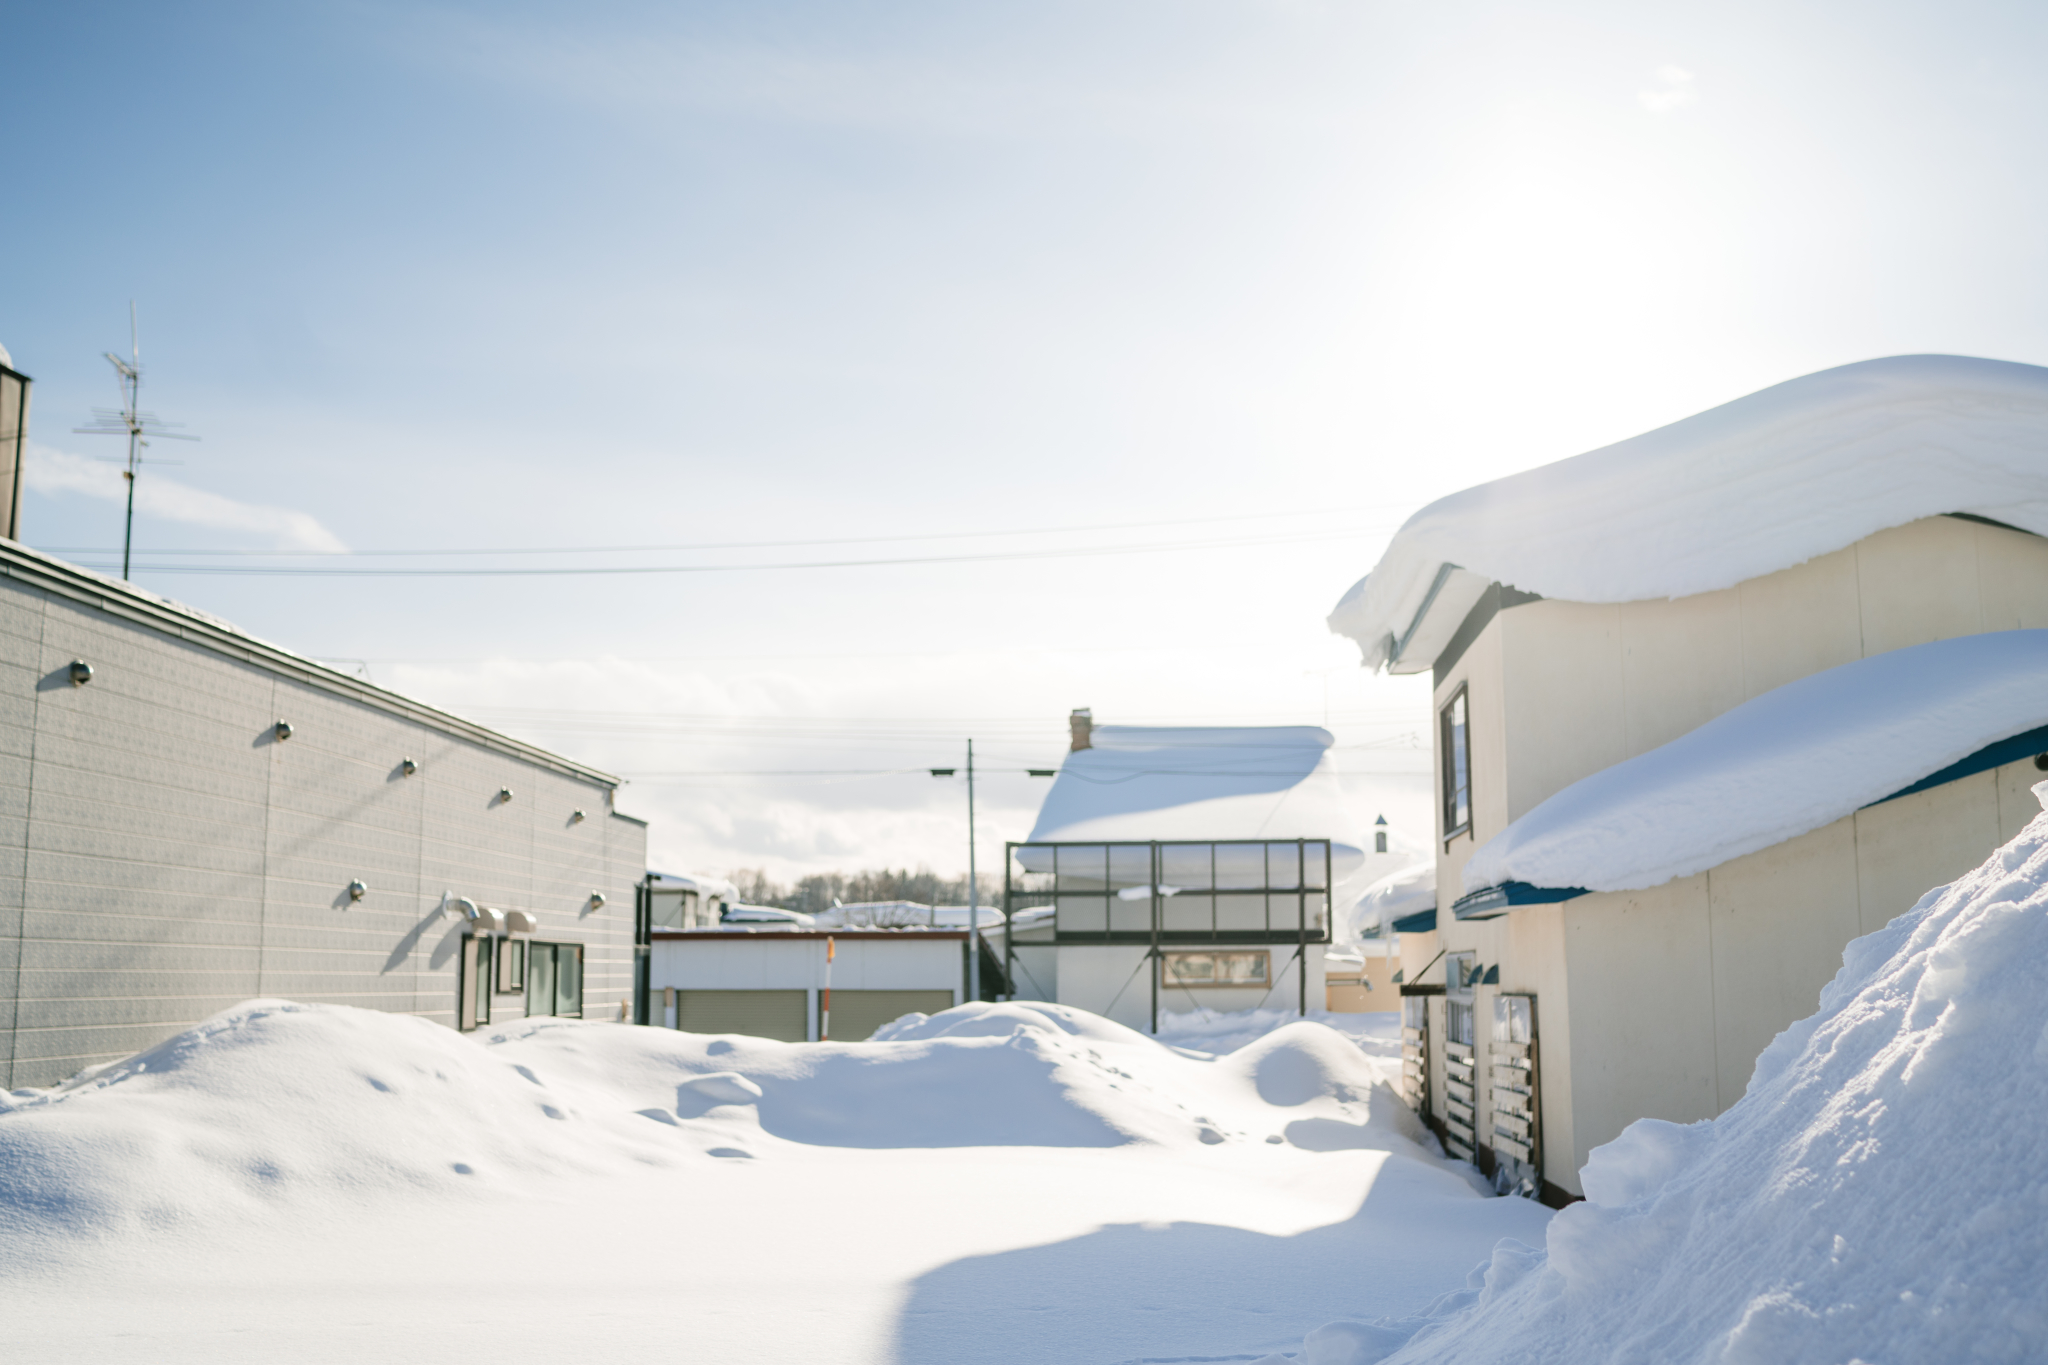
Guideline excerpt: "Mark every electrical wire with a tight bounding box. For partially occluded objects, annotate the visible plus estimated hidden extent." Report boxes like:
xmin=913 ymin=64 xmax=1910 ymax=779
xmin=34 ymin=505 xmax=1399 ymax=558
xmin=65 ymin=526 xmax=1380 ymax=577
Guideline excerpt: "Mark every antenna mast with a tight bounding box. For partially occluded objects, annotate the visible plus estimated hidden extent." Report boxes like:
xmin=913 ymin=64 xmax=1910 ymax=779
xmin=73 ymin=303 xmax=198 ymax=580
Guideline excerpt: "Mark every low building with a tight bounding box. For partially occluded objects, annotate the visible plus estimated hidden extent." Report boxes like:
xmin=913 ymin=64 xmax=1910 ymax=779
xmin=647 ymin=925 xmax=966 ymax=1041
xmin=646 ymin=871 xmax=735 ymax=929
xmin=0 ymin=540 xmax=647 ymax=1087
xmin=1005 ymin=720 xmax=1381 ymax=1032
xmin=1327 ymin=354 xmax=2048 ymax=1202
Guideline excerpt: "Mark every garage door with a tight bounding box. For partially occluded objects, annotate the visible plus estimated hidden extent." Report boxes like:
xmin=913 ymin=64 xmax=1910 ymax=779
xmin=675 ymin=989 xmax=808 ymax=1042
xmin=825 ymin=989 xmax=956 ymax=1041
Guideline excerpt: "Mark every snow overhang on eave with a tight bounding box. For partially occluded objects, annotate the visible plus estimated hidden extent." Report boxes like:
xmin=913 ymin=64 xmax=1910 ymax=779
xmin=1382 ymin=565 xmax=1492 ymax=675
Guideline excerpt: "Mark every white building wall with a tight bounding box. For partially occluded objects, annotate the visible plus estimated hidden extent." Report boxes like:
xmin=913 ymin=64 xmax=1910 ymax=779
xmin=0 ymin=567 xmax=644 ymax=1087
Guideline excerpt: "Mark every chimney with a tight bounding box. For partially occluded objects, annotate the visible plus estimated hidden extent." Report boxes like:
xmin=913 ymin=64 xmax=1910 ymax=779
xmin=1069 ymin=708 xmax=1094 ymax=752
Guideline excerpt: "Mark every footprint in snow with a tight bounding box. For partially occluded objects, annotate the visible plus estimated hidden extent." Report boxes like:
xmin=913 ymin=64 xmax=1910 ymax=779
xmin=706 ymin=1147 xmax=754 ymax=1159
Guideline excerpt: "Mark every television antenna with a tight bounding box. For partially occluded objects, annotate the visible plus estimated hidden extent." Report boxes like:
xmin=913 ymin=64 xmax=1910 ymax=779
xmin=73 ymin=302 xmax=199 ymax=579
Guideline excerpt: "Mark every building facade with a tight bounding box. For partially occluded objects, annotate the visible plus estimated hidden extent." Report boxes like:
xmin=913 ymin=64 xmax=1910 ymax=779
xmin=0 ymin=541 xmax=646 ymax=1087
xmin=1328 ymin=356 xmax=2048 ymax=1202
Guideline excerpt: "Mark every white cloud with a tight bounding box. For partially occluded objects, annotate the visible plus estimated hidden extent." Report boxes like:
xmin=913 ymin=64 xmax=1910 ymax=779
xmin=1639 ymin=65 xmax=1697 ymax=114
xmin=24 ymin=443 xmax=348 ymax=552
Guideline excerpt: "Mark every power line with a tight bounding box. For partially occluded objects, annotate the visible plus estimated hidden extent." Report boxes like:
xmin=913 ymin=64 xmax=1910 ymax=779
xmin=33 ymin=506 xmax=1398 ymax=558
xmin=62 ymin=526 xmax=1380 ymax=577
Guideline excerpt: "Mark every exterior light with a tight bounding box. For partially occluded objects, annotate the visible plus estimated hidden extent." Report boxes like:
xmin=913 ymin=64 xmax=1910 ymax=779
xmin=347 ymin=879 xmax=367 ymax=902
xmin=929 ymin=768 xmax=956 ymax=777
xmin=497 ymin=787 xmax=513 ymax=803
xmin=589 ymin=891 xmax=606 ymax=909
xmin=1026 ymin=768 xmax=1056 ymax=777
xmin=401 ymin=757 xmax=418 ymax=776
xmin=570 ymin=809 xmax=586 ymax=823
xmin=274 ymin=721 xmax=293 ymax=741
xmin=68 ymin=660 xmax=92 ymax=687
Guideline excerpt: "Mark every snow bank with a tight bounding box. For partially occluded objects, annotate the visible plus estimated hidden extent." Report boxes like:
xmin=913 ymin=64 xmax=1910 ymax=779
xmin=1155 ymin=1007 xmax=1401 ymax=1069
xmin=1330 ymin=354 xmax=2048 ymax=671
xmin=1267 ymin=782 xmax=2048 ymax=1365
xmin=0 ymin=1000 xmax=1451 ymax=1253
xmin=1463 ymin=630 xmax=2048 ymax=894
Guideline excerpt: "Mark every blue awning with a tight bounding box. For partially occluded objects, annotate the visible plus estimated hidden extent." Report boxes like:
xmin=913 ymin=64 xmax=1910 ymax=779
xmin=1389 ymin=908 xmax=1438 ymax=934
xmin=1452 ymin=880 xmax=1589 ymax=921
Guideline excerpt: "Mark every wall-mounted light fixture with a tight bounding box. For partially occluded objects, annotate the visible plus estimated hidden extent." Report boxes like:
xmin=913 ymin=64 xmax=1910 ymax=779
xmin=274 ymin=721 xmax=293 ymax=742
xmin=347 ymin=879 xmax=367 ymax=902
xmin=570 ymin=809 xmax=586 ymax=823
xmin=401 ymin=757 xmax=418 ymax=776
xmin=68 ymin=660 xmax=93 ymax=687
xmin=497 ymin=787 xmax=514 ymax=803
xmin=589 ymin=891 xmax=606 ymax=910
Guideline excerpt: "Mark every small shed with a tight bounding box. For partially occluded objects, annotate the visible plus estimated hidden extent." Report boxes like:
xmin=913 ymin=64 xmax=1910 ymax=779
xmin=647 ymin=926 xmax=966 ymax=1041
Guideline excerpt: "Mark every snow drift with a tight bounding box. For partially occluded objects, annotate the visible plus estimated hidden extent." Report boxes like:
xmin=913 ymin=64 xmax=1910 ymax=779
xmin=1268 ymin=781 xmax=2048 ymax=1365
xmin=1329 ymin=354 xmax=2048 ymax=671
xmin=1463 ymin=630 xmax=2048 ymax=894
xmin=0 ymin=999 xmax=1447 ymax=1254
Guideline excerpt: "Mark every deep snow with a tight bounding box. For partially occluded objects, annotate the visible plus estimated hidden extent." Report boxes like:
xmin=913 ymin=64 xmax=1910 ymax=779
xmin=1329 ymin=354 xmax=2048 ymax=671
xmin=1025 ymin=725 xmax=1370 ymax=881
xmin=1256 ymin=783 xmax=2048 ymax=1365
xmin=0 ymin=998 xmax=1546 ymax=1364
xmin=1462 ymin=630 xmax=2048 ymax=894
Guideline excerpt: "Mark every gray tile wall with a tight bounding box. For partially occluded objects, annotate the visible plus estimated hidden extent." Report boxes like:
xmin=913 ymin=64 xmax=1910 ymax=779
xmin=0 ymin=578 xmax=646 ymax=1086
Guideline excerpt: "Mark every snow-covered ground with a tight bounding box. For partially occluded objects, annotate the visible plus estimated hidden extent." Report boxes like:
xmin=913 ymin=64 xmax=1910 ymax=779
xmin=0 ymin=999 xmax=1546 ymax=1364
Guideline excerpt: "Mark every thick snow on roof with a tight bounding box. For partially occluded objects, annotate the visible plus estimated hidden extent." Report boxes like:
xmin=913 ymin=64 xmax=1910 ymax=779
xmin=1463 ymin=630 xmax=2048 ymax=895
xmin=1023 ymin=726 xmax=1369 ymax=881
xmin=1268 ymin=786 xmax=2048 ymax=1364
xmin=1329 ymin=355 xmax=2048 ymax=672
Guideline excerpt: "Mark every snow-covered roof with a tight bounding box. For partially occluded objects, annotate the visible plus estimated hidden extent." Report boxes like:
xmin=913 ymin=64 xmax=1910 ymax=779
xmin=1349 ymin=861 xmax=1437 ymax=938
xmin=1462 ymin=630 xmax=2048 ymax=897
xmin=650 ymin=871 xmax=737 ymax=901
xmin=1023 ymin=726 xmax=1367 ymax=875
xmin=1329 ymin=355 xmax=2048 ymax=673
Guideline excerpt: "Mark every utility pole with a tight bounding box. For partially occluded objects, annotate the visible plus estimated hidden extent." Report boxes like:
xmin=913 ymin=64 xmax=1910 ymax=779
xmin=967 ymin=738 xmax=980 ymax=1005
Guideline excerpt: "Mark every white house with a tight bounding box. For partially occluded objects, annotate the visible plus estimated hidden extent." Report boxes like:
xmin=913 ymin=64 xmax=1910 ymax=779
xmin=1005 ymin=716 xmax=1390 ymax=1032
xmin=1328 ymin=353 xmax=2048 ymax=1202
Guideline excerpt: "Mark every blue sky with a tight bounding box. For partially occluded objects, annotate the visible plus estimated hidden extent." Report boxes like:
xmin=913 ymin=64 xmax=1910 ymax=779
xmin=6 ymin=1 xmax=2048 ymax=879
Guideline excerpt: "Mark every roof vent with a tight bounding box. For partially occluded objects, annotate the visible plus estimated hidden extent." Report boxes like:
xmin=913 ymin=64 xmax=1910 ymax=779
xmin=1069 ymin=708 xmax=1094 ymax=752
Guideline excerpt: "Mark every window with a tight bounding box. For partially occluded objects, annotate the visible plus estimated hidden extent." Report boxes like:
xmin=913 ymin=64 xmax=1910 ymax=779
xmin=527 ymin=942 xmax=585 ymax=1018
xmin=1440 ymin=686 xmax=1472 ymax=840
xmin=1161 ymin=950 xmax=1270 ymax=987
xmin=496 ymin=938 xmax=525 ymax=995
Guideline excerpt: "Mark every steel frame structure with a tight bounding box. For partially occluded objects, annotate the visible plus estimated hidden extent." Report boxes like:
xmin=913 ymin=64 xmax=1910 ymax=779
xmin=1002 ymin=837 xmax=1335 ymax=1034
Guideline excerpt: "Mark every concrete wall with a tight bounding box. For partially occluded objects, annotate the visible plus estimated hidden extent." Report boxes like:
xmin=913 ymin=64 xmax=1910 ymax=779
xmin=0 ymin=570 xmax=643 ymax=1087
xmin=1418 ymin=516 xmax=2048 ymax=1193
xmin=1057 ymin=943 xmax=1327 ymax=1031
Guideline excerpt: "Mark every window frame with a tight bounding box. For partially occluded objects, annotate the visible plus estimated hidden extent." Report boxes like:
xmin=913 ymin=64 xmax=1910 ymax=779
xmin=1439 ymin=683 xmax=1473 ymax=844
xmin=1159 ymin=948 xmax=1271 ymax=988
xmin=525 ymin=941 xmax=585 ymax=1019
